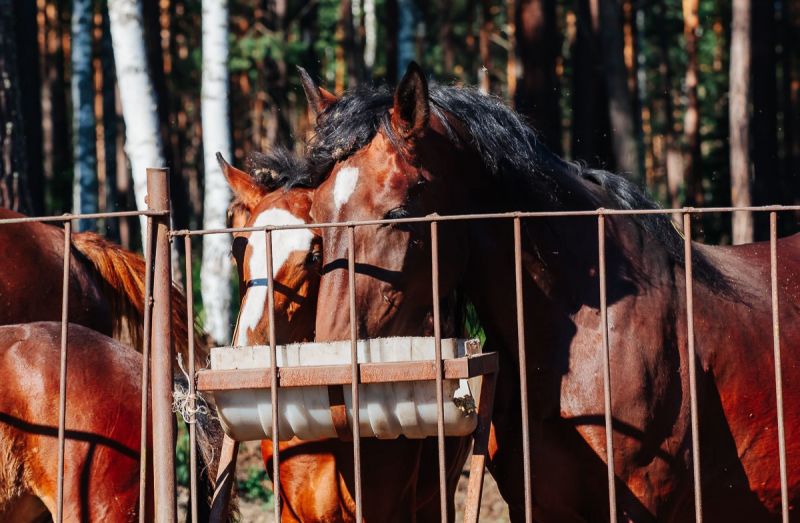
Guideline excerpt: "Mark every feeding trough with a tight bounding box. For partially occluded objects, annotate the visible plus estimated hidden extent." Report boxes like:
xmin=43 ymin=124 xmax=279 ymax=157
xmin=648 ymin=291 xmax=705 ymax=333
xmin=200 ymin=337 xmax=489 ymax=441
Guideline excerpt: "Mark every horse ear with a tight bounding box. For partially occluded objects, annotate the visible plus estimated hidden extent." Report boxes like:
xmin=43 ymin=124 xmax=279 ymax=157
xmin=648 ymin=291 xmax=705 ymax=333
xmin=217 ymin=152 xmax=267 ymax=210
xmin=298 ymin=66 xmax=338 ymax=116
xmin=391 ymin=61 xmax=430 ymax=141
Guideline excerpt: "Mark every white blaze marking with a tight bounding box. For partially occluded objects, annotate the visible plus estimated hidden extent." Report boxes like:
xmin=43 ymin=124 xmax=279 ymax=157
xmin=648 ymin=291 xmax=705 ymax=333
xmin=333 ymin=166 xmax=359 ymax=213
xmin=235 ymin=209 xmax=314 ymax=346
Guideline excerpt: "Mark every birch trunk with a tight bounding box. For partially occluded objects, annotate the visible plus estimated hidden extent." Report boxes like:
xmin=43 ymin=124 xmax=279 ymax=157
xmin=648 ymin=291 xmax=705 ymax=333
xmin=363 ymin=0 xmax=376 ymax=72
xmin=730 ymin=0 xmax=753 ymax=244
xmin=107 ymin=0 xmax=165 ymax=237
xmin=201 ymin=0 xmax=233 ymax=344
xmin=72 ymin=0 xmax=98 ymax=231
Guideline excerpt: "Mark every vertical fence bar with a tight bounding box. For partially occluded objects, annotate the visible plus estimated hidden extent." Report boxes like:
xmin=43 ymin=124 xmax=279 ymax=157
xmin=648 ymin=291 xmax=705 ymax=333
xmin=147 ymin=168 xmax=177 ymax=522
xmin=347 ymin=226 xmax=363 ymax=522
xmin=682 ymin=212 xmax=703 ymax=523
xmin=183 ymin=236 xmax=198 ymax=523
xmin=513 ymin=216 xmax=533 ymax=523
xmin=55 ymin=218 xmax=72 ymax=523
xmin=139 ymin=217 xmax=155 ymax=522
xmin=597 ymin=212 xmax=618 ymax=522
xmin=430 ymin=221 xmax=448 ymax=521
xmin=769 ymin=212 xmax=789 ymax=523
xmin=265 ymin=229 xmax=282 ymax=522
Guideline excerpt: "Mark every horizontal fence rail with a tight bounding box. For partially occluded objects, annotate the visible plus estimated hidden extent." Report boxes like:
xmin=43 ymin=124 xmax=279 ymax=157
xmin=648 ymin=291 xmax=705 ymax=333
xmin=4 ymin=197 xmax=794 ymax=523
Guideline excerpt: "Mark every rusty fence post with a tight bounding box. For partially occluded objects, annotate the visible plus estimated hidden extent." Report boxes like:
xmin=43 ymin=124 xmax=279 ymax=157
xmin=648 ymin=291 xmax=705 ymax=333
xmin=147 ymin=168 xmax=176 ymax=522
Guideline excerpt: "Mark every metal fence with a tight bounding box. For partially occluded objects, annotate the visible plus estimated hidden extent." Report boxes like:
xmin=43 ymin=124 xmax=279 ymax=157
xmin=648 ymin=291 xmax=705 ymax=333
xmin=3 ymin=166 xmax=797 ymax=522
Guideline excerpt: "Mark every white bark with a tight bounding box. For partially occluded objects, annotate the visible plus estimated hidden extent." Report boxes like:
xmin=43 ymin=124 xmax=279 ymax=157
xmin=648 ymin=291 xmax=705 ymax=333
xmin=107 ymin=0 xmax=165 ymax=237
xmin=363 ymin=0 xmax=376 ymax=70
xmin=730 ymin=0 xmax=753 ymax=244
xmin=201 ymin=0 xmax=233 ymax=344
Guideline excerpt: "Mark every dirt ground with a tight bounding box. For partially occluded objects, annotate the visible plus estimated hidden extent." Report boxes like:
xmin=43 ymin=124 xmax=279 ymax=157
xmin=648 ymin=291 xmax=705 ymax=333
xmin=181 ymin=440 xmax=510 ymax=522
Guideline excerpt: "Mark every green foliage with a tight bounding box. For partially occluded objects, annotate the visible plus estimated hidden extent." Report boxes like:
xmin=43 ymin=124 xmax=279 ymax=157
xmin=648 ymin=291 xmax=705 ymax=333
xmin=176 ymin=418 xmax=190 ymax=487
xmin=238 ymin=467 xmax=275 ymax=507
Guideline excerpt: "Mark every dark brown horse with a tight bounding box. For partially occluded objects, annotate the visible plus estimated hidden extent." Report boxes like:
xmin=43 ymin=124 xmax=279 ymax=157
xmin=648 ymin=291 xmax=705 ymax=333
xmin=0 ymin=322 xmax=151 ymax=522
xmin=0 ymin=208 xmax=227 ymax=519
xmin=297 ymin=63 xmax=800 ymax=521
xmin=223 ymin=151 xmax=470 ymax=521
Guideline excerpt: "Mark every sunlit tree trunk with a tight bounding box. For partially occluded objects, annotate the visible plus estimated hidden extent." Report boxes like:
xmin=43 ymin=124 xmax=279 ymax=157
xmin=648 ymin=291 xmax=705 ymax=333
xmin=201 ymin=0 xmax=233 ymax=345
xmin=730 ymin=0 xmax=753 ymax=244
xmin=682 ymin=0 xmax=702 ymax=205
xmin=599 ymin=0 xmax=641 ymax=182
xmin=72 ymin=0 xmax=99 ymax=231
xmin=515 ymin=0 xmax=560 ymax=154
xmin=107 ymin=0 xmax=165 ymax=238
xmin=478 ymin=0 xmax=492 ymax=92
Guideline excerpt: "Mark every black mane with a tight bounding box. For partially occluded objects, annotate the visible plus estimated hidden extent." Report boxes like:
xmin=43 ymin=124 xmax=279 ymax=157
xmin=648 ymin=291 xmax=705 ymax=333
xmin=300 ymin=82 xmax=727 ymax=289
xmin=245 ymin=147 xmax=311 ymax=191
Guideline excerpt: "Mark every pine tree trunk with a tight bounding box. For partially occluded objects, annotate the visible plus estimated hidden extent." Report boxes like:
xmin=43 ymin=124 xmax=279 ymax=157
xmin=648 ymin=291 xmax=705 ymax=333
xmin=72 ymin=0 xmax=99 ymax=231
xmin=515 ymin=0 xmax=561 ymax=154
xmin=599 ymin=0 xmax=641 ymax=182
xmin=201 ymin=0 xmax=233 ymax=345
xmin=100 ymin=5 xmax=121 ymax=242
xmin=682 ymin=0 xmax=702 ymax=205
xmin=0 ymin=0 xmax=32 ymax=212
xmin=107 ymin=0 xmax=166 ymax=238
xmin=397 ymin=0 xmax=419 ymax=79
xmin=478 ymin=0 xmax=492 ymax=93
xmin=730 ymin=0 xmax=753 ymax=244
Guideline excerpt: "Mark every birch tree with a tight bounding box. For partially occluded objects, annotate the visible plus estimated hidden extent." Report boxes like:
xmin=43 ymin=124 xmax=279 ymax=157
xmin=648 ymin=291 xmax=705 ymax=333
xmin=72 ymin=0 xmax=98 ymax=231
xmin=107 ymin=0 xmax=165 ymax=236
xmin=201 ymin=0 xmax=233 ymax=344
xmin=730 ymin=0 xmax=753 ymax=244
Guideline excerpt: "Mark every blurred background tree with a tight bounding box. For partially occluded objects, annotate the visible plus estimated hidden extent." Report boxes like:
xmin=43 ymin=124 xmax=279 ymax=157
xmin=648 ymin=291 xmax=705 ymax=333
xmin=6 ymin=0 xmax=800 ymax=337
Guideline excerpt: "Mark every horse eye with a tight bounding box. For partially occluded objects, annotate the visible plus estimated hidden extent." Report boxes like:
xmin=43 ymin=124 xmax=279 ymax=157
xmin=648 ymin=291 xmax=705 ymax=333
xmin=305 ymin=251 xmax=322 ymax=265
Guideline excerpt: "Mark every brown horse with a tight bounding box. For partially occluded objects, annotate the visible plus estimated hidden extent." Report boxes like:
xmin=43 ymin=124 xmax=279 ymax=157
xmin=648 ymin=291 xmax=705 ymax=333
xmin=0 ymin=208 xmax=227 ymax=520
xmin=222 ymin=150 xmax=469 ymax=521
xmin=0 ymin=322 xmax=151 ymax=522
xmin=297 ymin=63 xmax=800 ymax=521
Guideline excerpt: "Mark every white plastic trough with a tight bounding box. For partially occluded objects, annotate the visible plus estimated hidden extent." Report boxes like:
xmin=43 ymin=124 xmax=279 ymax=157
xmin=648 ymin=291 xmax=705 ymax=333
xmin=208 ymin=337 xmax=482 ymax=441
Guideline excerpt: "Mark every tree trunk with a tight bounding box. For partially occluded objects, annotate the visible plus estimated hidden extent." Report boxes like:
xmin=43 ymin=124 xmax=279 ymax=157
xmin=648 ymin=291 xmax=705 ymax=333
xmin=397 ymin=0 xmax=419 ymax=78
xmin=0 ymin=0 xmax=32 ymax=212
xmin=515 ymin=0 xmax=560 ymax=154
xmin=571 ymin=0 xmax=613 ymax=168
xmin=730 ymin=0 xmax=753 ymax=244
xmin=72 ymin=0 xmax=99 ymax=231
xmin=363 ymin=0 xmax=377 ymax=73
xmin=599 ymin=0 xmax=641 ymax=182
xmin=386 ymin=0 xmax=398 ymax=84
xmin=439 ymin=0 xmax=454 ymax=74
xmin=201 ymin=0 xmax=233 ymax=345
xmin=100 ymin=5 xmax=121 ymax=242
xmin=15 ymin=0 xmax=44 ymax=214
xmin=682 ymin=0 xmax=702 ymax=205
xmin=478 ymin=0 xmax=492 ymax=92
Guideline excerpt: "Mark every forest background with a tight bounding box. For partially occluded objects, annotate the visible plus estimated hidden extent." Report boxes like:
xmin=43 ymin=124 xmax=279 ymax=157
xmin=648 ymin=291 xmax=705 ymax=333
xmin=0 ymin=0 xmax=798 ymax=346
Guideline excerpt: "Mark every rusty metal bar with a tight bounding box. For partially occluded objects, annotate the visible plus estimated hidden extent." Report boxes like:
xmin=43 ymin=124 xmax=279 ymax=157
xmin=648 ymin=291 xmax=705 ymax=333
xmin=147 ymin=168 xmax=176 ymax=522
xmin=265 ymin=229 xmax=282 ymax=521
xmin=513 ymin=217 xmax=533 ymax=523
xmin=170 ymin=205 xmax=800 ymax=237
xmin=183 ymin=236 xmax=198 ymax=522
xmin=770 ymin=212 xmax=789 ymax=523
xmin=597 ymin=213 xmax=617 ymax=522
xmin=347 ymin=226 xmax=363 ymax=521
xmin=55 ymin=219 xmax=72 ymax=523
xmin=683 ymin=212 xmax=703 ymax=523
xmin=430 ymin=221 xmax=448 ymax=521
xmin=139 ymin=217 xmax=155 ymax=523
xmin=0 ymin=209 xmax=168 ymax=226
xmin=196 ymin=353 xmax=499 ymax=391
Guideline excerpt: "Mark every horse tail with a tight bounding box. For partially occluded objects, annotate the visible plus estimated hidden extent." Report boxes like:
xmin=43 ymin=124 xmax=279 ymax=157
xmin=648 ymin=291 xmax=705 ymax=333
xmin=174 ymin=374 xmax=240 ymax=522
xmin=71 ymin=231 xmax=208 ymax=369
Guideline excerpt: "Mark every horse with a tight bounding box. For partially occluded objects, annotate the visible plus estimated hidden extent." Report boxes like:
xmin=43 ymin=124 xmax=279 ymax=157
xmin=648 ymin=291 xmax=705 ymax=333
xmin=222 ymin=150 xmax=470 ymax=521
xmin=0 ymin=322 xmax=153 ymax=522
xmin=295 ymin=62 xmax=800 ymax=521
xmin=0 ymin=208 xmax=228 ymax=520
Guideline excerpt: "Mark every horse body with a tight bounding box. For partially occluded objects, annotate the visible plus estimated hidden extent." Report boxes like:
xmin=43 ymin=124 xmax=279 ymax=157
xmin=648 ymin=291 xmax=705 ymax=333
xmin=298 ymin=63 xmax=800 ymax=521
xmin=0 ymin=322 xmax=149 ymax=522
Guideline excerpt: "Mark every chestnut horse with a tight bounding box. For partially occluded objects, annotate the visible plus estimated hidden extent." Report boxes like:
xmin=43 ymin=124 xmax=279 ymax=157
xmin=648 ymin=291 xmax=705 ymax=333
xmin=0 ymin=208 xmax=227 ymax=519
xmin=222 ymin=150 xmax=469 ymax=521
xmin=297 ymin=63 xmax=800 ymax=521
xmin=0 ymin=322 xmax=151 ymax=522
